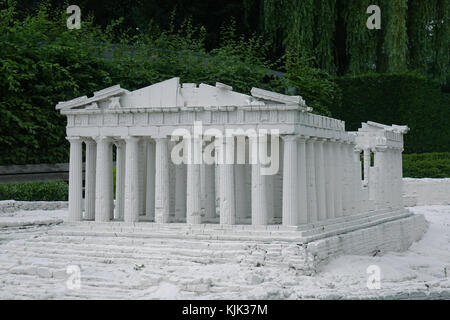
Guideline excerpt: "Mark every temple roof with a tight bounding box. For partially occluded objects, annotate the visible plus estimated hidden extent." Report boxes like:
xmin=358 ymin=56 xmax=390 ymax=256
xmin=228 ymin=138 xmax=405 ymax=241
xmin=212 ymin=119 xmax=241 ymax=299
xmin=56 ymin=77 xmax=309 ymax=111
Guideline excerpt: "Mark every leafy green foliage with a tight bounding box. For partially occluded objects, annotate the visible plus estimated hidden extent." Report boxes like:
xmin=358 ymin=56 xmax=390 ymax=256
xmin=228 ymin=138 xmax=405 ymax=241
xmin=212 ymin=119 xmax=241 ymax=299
xmin=0 ymin=1 xmax=337 ymax=165
xmin=0 ymin=181 xmax=68 ymax=201
xmin=403 ymin=153 xmax=450 ymax=178
xmin=0 ymin=1 xmax=113 ymax=165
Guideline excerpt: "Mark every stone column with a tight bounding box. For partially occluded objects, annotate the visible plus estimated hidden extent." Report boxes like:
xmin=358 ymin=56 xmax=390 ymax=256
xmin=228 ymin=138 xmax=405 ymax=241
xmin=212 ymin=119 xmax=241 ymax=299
xmin=235 ymin=163 xmax=248 ymax=221
xmin=251 ymin=135 xmax=268 ymax=225
xmin=155 ymin=137 xmax=170 ymax=223
xmin=114 ymin=140 xmax=126 ymax=220
xmin=297 ymin=136 xmax=308 ymax=224
xmin=334 ymin=140 xmax=343 ymax=217
xmin=145 ymin=140 xmax=156 ymax=219
xmin=341 ymin=141 xmax=352 ymax=216
xmin=386 ymin=148 xmax=392 ymax=208
xmin=363 ymin=148 xmax=371 ymax=187
xmin=186 ymin=165 xmax=202 ymax=224
xmin=168 ymin=140 xmax=176 ymax=218
xmin=306 ymin=137 xmax=318 ymax=223
xmin=138 ymin=139 xmax=147 ymax=216
xmin=373 ymin=148 xmax=386 ymax=209
xmin=218 ymin=137 xmax=236 ymax=225
xmin=369 ymin=148 xmax=378 ymax=203
xmin=398 ymin=148 xmax=404 ymax=208
xmin=95 ymin=137 xmax=113 ymax=222
xmin=388 ymin=148 xmax=395 ymax=208
xmin=348 ymin=143 xmax=360 ymax=214
xmin=84 ymin=139 xmax=96 ymax=221
xmin=124 ymin=137 xmax=140 ymax=223
xmin=175 ymin=161 xmax=187 ymax=221
xmin=266 ymin=172 xmax=274 ymax=223
xmin=315 ymin=138 xmax=327 ymax=221
xmin=282 ymin=135 xmax=298 ymax=226
xmin=353 ymin=148 xmax=363 ymax=215
xmin=203 ymin=163 xmax=216 ymax=219
xmin=68 ymin=137 xmax=83 ymax=222
xmin=324 ymin=139 xmax=335 ymax=219
xmin=186 ymin=138 xmax=202 ymax=224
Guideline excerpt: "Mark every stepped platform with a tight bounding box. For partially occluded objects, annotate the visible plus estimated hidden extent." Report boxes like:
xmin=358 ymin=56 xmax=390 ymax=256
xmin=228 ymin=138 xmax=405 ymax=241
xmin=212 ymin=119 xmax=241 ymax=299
xmin=51 ymin=208 xmax=427 ymax=273
xmin=0 ymin=208 xmax=428 ymax=299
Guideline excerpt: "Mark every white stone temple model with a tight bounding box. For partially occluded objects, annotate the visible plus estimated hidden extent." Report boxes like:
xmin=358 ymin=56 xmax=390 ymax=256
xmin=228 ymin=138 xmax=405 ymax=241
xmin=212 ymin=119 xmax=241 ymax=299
xmin=56 ymin=77 xmax=427 ymax=272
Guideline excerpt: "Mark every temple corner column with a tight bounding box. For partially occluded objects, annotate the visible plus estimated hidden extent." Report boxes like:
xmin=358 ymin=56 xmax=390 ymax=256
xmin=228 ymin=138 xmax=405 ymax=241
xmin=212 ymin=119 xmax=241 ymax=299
xmin=282 ymin=135 xmax=298 ymax=226
xmin=67 ymin=136 xmax=83 ymax=222
xmin=84 ymin=138 xmax=96 ymax=221
xmin=154 ymin=137 xmax=170 ymax=223
xmin=123 ymin=136 xmax=140 ymax=223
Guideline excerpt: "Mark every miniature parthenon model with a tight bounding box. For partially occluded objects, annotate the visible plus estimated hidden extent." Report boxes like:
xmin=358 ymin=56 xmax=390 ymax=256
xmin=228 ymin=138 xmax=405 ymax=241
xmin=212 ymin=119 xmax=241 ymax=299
xmin=56 ymin=78 xmax=427 ymax=267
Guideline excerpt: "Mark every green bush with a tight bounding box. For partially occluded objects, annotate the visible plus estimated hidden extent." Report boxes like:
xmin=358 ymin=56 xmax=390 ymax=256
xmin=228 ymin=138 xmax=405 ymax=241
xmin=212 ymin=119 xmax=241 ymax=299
xmin=403 ymin=152 xmax=450 ymax=178
xmin=0 ymin=181 xmax=68 ymax=201
xmin=0 ymin=2 xmax=337 ymax=166
xmin=332 ymin=73 xmax=450 ymax=154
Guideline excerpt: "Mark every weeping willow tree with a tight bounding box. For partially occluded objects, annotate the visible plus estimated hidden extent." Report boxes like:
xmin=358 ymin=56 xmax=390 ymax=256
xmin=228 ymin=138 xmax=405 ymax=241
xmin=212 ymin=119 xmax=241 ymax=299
xmin=379 ymin=0 xmax=409 ymax=72
xmin=251 ymin=0 xmax=448 ymax=84
xmin=433 ymin=0 xmax=450 ymax=85
xmin=342 ymin=0 xmax=378 ymax=74
xmin=285 ymin=0 xmax=315 ymax=65
xmin=407 ymin=0 xmax=436 ymax=73
xmin=314 ymin=0 xmax=337 ymax=74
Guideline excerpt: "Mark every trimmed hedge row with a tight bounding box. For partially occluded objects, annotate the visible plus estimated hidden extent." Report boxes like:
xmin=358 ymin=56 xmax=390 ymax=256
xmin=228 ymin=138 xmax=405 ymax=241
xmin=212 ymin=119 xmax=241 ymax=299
xmin=0 ymin=181 xmax=68 ymax=201
xmin=403 ymin=152 xmax=450 ymax=178
xmin=332 ymin=73 xmax=450 ymax=154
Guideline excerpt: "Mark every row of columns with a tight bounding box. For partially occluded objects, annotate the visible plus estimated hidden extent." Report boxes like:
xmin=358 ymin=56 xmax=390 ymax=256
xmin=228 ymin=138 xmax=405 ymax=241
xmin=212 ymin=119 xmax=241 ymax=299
xmin=373 ymin=147 xmax=404 ymax=210
xmin=281 ymin=136 xmax=364 ymax=226
xmin=67 ymin=134 xmax=402 ymax=226
xmin=360 ymin=146 xmax=404 ymax=211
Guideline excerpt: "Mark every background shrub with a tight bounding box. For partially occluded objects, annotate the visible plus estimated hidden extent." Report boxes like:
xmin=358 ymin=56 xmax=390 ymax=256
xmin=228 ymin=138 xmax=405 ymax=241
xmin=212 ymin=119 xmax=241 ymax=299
xmin=0 ymin=181 xmax=68 ymax=201
xmin=331 ymin=73 xmax=450 ymax=154
xmin=403 ymin=152 xmax=450 ymax=178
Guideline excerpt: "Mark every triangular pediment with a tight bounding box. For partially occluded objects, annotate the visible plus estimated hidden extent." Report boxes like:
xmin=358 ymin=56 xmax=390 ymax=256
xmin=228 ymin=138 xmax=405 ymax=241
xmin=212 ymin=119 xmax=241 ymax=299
xmin=56 ymin=77 xmax=310 ymax=111
xmin=55 ymin=85 xmax=129 ymax=110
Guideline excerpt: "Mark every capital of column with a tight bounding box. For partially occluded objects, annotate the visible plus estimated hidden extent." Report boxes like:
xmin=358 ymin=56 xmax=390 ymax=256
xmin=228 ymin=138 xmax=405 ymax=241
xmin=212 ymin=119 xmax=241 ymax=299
xmin=315 ymin=138 xmax=326 ymax=144
xmin=297 ymin=135 xmax=309 ymax=142
xmin=66 ymin=136 xmax=82 ymax=143
xmin=374 ymin=146 xmax=388 ymax=152
xmin=121 ymin=135 xmax=140 ymax=142
xmin=83 ymin=138 xmax=96 ymax=146
xmin=113 ymin=139 xmax=126 ymax=148
xmin=94 ymin=136 xmax=114 ymax=144
xmin=154 ymin=135 xmax=168 ymax=142
xmin=281 ymin=135 xmax=298 ymax=142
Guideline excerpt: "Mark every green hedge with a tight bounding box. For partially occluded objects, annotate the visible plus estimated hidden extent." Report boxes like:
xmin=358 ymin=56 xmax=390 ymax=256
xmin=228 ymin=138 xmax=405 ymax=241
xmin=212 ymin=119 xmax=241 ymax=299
xmin=0 ymin=181 xmax=68 ymax=201
xmin=403 ymin=152 xmax=450 ymax=178
xmin=332 ymin=73 xmax=450 ymax=154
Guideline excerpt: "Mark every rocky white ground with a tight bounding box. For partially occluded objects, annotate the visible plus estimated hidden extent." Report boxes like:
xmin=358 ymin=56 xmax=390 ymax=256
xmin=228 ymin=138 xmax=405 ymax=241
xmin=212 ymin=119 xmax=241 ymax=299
xmin=0 ymin=205 xmax=449 ymax=299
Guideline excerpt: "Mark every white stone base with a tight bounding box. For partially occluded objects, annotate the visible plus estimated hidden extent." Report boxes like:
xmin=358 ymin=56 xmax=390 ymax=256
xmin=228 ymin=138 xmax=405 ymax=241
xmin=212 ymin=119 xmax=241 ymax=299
xmin=403 ymin=178 xmax=450 ymax=206
xmin=54 ymin=208 xmax=428 ymax=275
xmin=0 ymin=200 xmax=68 ymax=213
